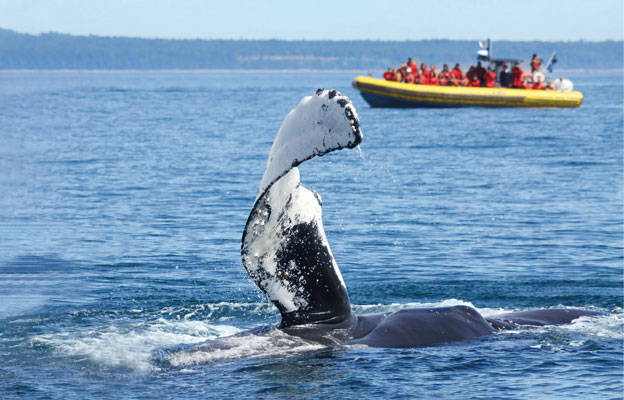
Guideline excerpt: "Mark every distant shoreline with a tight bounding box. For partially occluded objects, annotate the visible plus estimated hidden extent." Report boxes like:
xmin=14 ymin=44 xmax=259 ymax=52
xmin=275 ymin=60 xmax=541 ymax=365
xmin=1 ymin=68 xmax=622 ymax=74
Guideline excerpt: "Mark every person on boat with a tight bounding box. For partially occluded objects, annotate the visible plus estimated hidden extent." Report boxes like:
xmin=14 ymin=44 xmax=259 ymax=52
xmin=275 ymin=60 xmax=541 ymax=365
xmin=451 ymin=63 xmax=462 ymax=81
xmin=459 ymin=73 xmax=469 ymax=86
xmin=404 ymin=68 xmax=415 ymax=83
xmin=532 ymin=74 xmax=545 ymax=90
xmin=383 ymin=68 xmax=394 ymax=80
xmin=439 ymin=64 xmax=451 ymax=85
xmin=429 ymin=66 xmax=439 ymax=86
xmin=466 ymin=66 xmax=476 ymax=83
xmin=475 ymin=61 xmax=486 ymax=85
xmin=483 ymin=66 xmax=496 ymax=88
xmin=545 ymin=78 xmax=555 ymax=90
xmin=468 ymin=75 xmax=481 ymax=87
xmin=500 ymin=64 xmax=513 ymax=87
xmin=407 ymin=57 xmax=418 ymax=72
xmin=420 ymin=63 xmax=430 ymax=82
xmin=511 ymin=62 xmax=524 ymax=88
xmin=530 ymin=54 xmax=542 ymax=73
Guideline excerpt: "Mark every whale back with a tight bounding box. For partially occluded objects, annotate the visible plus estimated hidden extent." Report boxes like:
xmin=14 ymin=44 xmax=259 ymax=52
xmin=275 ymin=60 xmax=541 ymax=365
xmin=242 ymin=89 xmax=361 ymax=327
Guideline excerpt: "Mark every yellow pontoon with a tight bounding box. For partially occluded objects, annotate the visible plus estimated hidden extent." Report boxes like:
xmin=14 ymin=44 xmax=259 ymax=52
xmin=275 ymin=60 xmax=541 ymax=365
xmin=352 ymin=76 xmax=583 ymax=108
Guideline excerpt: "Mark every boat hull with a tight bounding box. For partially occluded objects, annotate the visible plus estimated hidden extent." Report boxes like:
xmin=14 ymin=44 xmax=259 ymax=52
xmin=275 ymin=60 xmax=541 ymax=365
xmin=352 ymin=76 xmax=583 ymax=108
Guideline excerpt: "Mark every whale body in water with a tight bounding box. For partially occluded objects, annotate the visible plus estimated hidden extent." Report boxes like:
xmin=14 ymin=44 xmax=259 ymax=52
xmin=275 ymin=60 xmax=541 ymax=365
xmin=173 ymin=89 xmax=598 ymax=357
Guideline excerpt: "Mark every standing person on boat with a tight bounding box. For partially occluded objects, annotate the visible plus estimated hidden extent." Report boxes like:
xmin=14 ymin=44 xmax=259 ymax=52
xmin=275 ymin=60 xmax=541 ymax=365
xmin=530 ymin=54 xmax=542 ymax=73
xmin=511 ymin=62 xmax=524 ymax=88
xmin=407 ymin=57 xmax=418 ymax=72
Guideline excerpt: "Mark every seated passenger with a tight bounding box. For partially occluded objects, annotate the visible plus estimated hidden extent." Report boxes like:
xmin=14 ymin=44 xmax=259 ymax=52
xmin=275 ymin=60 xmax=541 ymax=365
xmin=417 ymin=71 xmax=429 ymax=85
xmin=511 ymin=62 xmax=524 ymax=88
xmin=468 ymin=75 xmax=481 ymax=87
xmin=439 ymin=64 xmax=451 ymax=85
xmin=420 ymin=62 xmax=430 ymax=82
xmin=383 ymin=68 xmax=394 ymax=80
xmin=545 ymin=78 xmax=555 ymax=90
xmin=429 ymin=67 xmax=439 ymax=86
xmin=483 ymin=67 xmax=496 ymax=88
xmin=459 ymin=74 xmax=469 ymax=86
xmin=500 ymin=64 xmax=513 ymax=87
xmin=407 ymin=57 xmax=418 ymax=71
xmin=532 ymin=75 xmax=545 ymax=90
xmin=451 ymin=63 xmax=462 ymax=81
xmin=404 ymin=68 xmax=415 ymax=83
xmin=466 ymin=66 xmax=476 ymax=82
xmin=475 ymin=61 xmax=486 ymax=83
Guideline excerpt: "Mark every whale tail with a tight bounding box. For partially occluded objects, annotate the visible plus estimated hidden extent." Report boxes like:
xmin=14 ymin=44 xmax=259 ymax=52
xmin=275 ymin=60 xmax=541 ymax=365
xmin=241 ymin=89 xmax=361 ymax=327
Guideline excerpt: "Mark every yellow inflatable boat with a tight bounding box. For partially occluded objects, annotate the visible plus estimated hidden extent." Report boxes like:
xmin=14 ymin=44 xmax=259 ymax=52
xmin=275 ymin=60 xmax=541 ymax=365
xmin=352 ymin=76 xmax=583 ymax=108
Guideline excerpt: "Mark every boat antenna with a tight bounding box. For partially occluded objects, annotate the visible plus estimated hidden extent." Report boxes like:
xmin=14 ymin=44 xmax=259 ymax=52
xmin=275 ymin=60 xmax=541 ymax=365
xmin=477 ymin=38 xmax=491 ymax=61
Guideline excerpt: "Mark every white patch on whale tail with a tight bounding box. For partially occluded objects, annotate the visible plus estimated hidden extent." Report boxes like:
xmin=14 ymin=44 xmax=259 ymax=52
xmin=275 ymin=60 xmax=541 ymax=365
xmin=242 ymin=89 xmax=361 ymax=326
xmin=258 ymin=89 xmax=361 ymax=196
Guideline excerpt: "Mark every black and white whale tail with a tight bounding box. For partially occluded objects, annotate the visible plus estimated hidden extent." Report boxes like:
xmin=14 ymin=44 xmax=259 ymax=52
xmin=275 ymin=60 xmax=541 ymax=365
xmin=241 ymin=89 xmax=362 ymax=327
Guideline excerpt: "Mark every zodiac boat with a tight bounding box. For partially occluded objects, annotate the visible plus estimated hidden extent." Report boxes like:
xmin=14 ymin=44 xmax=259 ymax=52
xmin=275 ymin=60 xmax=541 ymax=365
xmin=352 ymin=76 xmax=583 ymax=108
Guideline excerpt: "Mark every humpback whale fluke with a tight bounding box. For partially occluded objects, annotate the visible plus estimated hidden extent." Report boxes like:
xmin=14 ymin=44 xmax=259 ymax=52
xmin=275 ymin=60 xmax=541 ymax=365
xmin=242 ymin=89 xmax=361 ymax=327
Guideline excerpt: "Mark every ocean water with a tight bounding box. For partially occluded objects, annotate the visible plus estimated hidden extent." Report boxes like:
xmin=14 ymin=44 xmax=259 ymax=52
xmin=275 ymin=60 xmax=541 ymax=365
xmin=0 ymin=71 xmax=622 ymax=399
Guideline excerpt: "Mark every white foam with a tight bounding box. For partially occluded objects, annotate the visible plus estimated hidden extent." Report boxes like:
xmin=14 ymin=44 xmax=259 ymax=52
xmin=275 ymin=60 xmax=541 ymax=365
xmin=164 ymin=329 xmax=324 ymax=367
xmin=32 ymin=318 xmax=241 ymax=373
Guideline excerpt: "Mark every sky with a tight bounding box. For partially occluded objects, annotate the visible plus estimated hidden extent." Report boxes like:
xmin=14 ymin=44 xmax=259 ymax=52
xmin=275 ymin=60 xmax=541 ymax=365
xmin=1 ymin=0 xmax=622 ymax=41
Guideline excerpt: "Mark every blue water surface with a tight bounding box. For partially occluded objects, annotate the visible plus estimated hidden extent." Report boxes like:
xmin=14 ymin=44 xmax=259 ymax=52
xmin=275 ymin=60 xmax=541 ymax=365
xmin=0 ymin=71 xmax=622 ymax=399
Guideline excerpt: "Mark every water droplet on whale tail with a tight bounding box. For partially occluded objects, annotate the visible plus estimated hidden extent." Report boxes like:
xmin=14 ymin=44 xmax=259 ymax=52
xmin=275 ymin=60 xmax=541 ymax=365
xmin=242 ymin=89 xmax=362 ymax=327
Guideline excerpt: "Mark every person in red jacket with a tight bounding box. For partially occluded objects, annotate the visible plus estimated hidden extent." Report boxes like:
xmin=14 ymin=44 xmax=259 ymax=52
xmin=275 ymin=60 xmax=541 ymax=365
xmin=451 ymin=63 xmax=462 ymax=81
xmin=383 ymin=68 xmax=394 ymax=80
xmin=429 ymin=66 xmax=439 ymax=85
xmin=532 ymin=74 xmax=545 ymax=90
xmin=420 ymin=63 xmax=430 ymax=82
xmin=404 ymin=69 xmax=415 ymax=83
xmin=468 ymin=75 xmax=481 ymax=87
xmin=407 ymin=57 xmax=418 ymax=72
xmin=439 ymin=64 xmax=451 ymax=85
xmin=511 ymin=62 xmax=524 ymax=88
xmin=483 ymin=67 xmax=496 ymax=87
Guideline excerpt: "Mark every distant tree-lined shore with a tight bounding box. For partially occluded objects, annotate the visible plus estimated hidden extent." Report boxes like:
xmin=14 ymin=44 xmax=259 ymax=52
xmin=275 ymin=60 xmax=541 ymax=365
xmin=0 ymin=28 xmax=621 ymax=70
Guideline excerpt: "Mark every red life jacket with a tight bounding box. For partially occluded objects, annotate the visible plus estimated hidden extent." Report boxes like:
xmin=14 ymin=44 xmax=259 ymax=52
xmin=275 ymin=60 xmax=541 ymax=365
xmin=512 ymin=67 xmax=524 ymax=88
xmin=468 ymin=78 xmax=481 ymax=87
xmin=484 ymin=71 xmax=496 ymax=87
xmin=532 ymin=81 xmax=545 ymax=90
xmin=451 ymin=68 xmax=462 ymax=80
xmin=429 ymin=75 xmax=439 ymax=85
xmin=418 ymin=73 xmax=429 ymax=85
xmin=383 ymin=71 xmax=393 ymax=80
